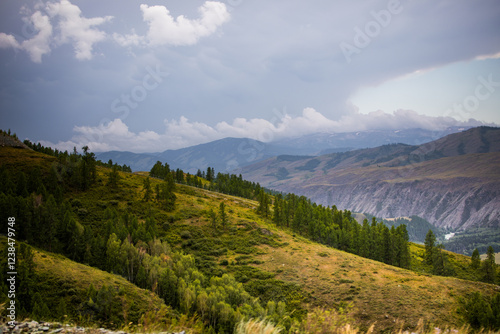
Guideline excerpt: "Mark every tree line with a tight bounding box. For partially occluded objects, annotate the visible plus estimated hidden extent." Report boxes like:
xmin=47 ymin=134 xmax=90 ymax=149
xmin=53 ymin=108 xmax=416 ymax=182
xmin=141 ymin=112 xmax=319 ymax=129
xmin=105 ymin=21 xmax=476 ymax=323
xmin=3 ymin=136 xmax=497 ymax=331
xmin=424 ymin=229 xmax=498 ymax=284
xmin=150 ymin=161 xmax=411 ymax=269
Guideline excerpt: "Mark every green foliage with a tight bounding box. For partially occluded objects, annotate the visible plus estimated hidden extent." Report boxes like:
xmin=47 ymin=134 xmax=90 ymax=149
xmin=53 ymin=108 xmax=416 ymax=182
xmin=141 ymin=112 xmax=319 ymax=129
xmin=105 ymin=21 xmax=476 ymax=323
xmin=459 ymin=292 xmax=500 ymax=330
xmin=381 ymin=215 xmax=444 ymax=243
xmin=482 ymin=246 xmax=497 ymax=284
xmin=156 ymin=174 xmax=177 ymax=211
xmin=264 ymin=193 xmax=411 ymax=269
xmin=107 ymin=165 xmax=121 ymax=189
xmin=4 ymin=141 xmax=500 ymax=333
xmin=424 ymin=229 xmax=437 ymax=265
xmin=142 ymin=177 xmax=153 ymax=202
xmin=219 ymin=202 xmax=228 ymax=228
xmin=444 ymin=227 xmax=500 ymax=255
xmin=471 ymin=248 xmax=481 ymax=269
xmin=150 ymin=161 xmax=171 ymax=180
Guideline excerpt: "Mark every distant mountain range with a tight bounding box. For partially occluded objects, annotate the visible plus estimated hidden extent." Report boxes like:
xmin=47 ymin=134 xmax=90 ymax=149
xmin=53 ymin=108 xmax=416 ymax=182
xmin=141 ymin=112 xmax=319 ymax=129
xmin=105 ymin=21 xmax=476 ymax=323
xmin=96 ymin=126 xmax=470 ymax=172
xmin=237 ymin=126 xmax=500 ymax=233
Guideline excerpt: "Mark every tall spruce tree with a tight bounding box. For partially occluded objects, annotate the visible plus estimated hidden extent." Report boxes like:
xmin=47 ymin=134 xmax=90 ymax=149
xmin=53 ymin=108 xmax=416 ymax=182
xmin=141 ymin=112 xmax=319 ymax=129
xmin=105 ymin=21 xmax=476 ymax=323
xmin=424 ymin=229 xmax=436 ymax=265
xmin=471 ymin=248 xmax=481 ymax=270
xmin=219 ymin=202 xmax=227 ymax=229
xmin=143 ymin=177 xmax=152 ymax=202
xmin=482 ymin=246 xmax=497 ymax=284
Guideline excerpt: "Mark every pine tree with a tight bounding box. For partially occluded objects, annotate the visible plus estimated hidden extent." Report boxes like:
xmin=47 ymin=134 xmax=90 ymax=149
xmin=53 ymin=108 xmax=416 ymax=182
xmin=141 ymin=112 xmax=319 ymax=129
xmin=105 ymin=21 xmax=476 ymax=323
xmin=157 ymin=174 xmax=176 ymax=211
xmin=471 ymin=248 xmax=481 ymax=270
xmin=80 ymin=146 xmax=96 ymax=191
xmin=432 ymin=244 xmax=446 ymax=275
xmin=209 ymin=208 xmax=217 ymax=231
xmin=107 ymin=165 xmax=120 ymax=189
xmin=272 ymin=194 xmax=283 ymax=226
xmin=143 ymin=177 xmax=152 ymax=202
xmin=16 ymin=172 xmax=29 ymax=197
xmin=424 ymin=229 xmax=436 ymax=265
xmin=482 ymin=246 xmax=497 ymax=284
xmin=219 ymin=202 xmax=227 ymax=229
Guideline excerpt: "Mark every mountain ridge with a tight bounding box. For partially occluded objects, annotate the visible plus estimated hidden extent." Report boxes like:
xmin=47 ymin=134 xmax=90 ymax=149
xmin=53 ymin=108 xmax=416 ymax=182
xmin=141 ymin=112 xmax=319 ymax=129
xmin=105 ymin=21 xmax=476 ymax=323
xmin=95 ymin=127 xmax=471 ymax=172
xmin=237 ymin=127 xmax=500 ymax=233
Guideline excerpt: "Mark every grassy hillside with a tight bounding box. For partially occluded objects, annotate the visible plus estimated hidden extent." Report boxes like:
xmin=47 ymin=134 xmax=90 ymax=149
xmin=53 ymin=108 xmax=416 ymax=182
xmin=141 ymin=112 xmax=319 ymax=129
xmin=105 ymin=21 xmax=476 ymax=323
xmin=237 ymin=128 xmax=500 ymax=246
xmin=0 ymin=237 xmax=190 ymax=332
xmin=1 ymin=143 xmax=499 ymax=333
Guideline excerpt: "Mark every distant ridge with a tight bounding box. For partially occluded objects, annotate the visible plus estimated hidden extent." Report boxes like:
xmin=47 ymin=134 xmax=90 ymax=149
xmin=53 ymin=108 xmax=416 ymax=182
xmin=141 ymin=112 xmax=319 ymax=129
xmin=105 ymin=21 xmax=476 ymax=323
xmin=238 ymin=126 xmax=500 ymax=233
xmin=96 ymin=127 xmax=470 ymax=172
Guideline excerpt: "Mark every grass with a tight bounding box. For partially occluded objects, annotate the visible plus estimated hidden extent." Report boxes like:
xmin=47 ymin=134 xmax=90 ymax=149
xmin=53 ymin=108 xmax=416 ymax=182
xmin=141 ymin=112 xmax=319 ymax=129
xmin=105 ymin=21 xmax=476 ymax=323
xmin=1 ymin=145 xmax=500 ymax=333
xmin=0 ymin=237 xmax=176 ymax=330
xmin=60 ymin=167 xmax=500 ymax=331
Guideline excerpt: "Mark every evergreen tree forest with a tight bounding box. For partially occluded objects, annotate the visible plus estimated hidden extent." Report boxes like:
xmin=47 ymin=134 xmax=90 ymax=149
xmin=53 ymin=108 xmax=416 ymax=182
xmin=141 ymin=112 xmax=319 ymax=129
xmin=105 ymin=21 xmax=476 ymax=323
xmin=148 ymin=161 xmax=411 ymax=269
xmin=1 ymin=131 xmax=499 ymax=332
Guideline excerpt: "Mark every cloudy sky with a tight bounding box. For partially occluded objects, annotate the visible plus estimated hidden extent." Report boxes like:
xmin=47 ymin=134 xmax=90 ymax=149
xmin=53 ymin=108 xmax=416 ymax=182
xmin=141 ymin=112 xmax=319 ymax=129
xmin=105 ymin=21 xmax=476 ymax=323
xmin=0 ymin=0 xmax=499 ymax=153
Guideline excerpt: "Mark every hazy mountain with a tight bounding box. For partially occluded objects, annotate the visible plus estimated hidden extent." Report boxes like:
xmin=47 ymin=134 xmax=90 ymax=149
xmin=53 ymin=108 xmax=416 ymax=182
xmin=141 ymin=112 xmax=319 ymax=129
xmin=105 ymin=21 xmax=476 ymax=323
xmin=97 ymin=137 xmax=276 ymax=173
xmin=96 ymin=127 xmax=470 ymax=172
xmin=272 ymin=126 xmax=471 ymax=155
xmin=237 ymin=126 xmax=500 ymax=232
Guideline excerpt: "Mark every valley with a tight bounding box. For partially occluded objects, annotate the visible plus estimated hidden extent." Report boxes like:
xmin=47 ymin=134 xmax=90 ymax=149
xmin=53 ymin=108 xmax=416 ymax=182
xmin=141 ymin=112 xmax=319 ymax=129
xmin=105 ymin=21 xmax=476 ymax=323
xmin=238 ymin=127 xmax=500 ymax=254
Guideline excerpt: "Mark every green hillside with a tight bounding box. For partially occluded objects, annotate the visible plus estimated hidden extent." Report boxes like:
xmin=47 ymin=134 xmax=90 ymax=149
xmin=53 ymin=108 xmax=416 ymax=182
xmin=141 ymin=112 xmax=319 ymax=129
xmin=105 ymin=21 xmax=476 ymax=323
xmin=0 ymin=237 xmax=178 ymax=331
xmin=1 ymin=138 xmax=500 ymax=333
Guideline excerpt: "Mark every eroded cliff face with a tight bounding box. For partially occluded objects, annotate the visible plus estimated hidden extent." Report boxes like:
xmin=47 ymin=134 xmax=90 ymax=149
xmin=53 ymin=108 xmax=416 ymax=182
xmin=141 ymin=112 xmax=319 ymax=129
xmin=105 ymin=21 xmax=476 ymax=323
xmin=282 ymin=178 xmax=500 ymax=231
xmin=239 ymin=127 xmax=500 ymax=232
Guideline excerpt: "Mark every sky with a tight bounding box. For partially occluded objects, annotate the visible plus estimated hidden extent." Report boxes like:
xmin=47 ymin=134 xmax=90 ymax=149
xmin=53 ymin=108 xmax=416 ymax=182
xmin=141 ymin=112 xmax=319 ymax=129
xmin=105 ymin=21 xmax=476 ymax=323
xmin=0 ymin=0 xmax=499 ymax=153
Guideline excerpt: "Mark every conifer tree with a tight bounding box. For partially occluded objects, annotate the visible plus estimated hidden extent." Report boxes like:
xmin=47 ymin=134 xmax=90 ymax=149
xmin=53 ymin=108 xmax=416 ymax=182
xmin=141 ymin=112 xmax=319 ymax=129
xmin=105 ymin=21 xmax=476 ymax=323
xmin=107 ymin=165 xmax=120 ymax=189
xmin=424 ymin=229 xmax=436 ymax=265
xmin=209 ymin=208 xmax=217 ymax=231
xmin=471 ymin=248 xmax=481 ymax=270
xmin=482 ymin=246 xmax=497 ymax=284
xmin=219 ymin=202 xmax=227 ymax=229
xmin=80 ymin=146 xmax=96 ymax=191
xmin=157 ymin=174 xmax=176 ymax=211
xmin=432 ymin=244 xmax=447 ymax=275
xmin=16 ymin=172 xmax=29 ymax=197
xmin=143 ymin=177 xmax=152 ymax=202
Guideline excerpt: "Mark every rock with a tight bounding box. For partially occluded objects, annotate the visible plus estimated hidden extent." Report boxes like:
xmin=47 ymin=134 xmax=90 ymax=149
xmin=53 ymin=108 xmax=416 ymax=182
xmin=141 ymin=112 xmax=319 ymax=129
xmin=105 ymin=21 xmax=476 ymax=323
xmin=260 ymin=228 xmax=273 ymax=236
xmin=28 ymin=321 xmax=40 ymax=329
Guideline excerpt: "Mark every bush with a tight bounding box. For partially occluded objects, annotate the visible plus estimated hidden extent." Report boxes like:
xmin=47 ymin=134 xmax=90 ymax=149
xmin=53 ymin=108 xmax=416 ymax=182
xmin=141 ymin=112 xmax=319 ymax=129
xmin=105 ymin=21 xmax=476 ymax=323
xmin=180 ymin=230 xmax=192 ymax=239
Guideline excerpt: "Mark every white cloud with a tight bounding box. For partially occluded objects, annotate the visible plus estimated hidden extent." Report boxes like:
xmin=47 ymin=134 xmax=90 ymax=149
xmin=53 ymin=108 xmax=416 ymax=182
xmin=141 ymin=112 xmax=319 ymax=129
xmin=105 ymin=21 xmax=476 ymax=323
xmin=0 ymin=11 xmax=53 ymax=63
xmin=0 ymin=33 xmax=21 ymax=49
xmin=113 ymin=2 xmax=230 ymax=48
xmin=43 ymin=108 xmax=489 ymax=153
xmin=20 ymin=11 xmax=53 ymax=62
xmin=0 ymin=0 xmax=111 ymax=62
xmin=140 ymin=1 xmax=230 ymax=46
xmin=112 ymin=31 xmax=144 ymax=47
xmin=46 ymin=0 xmax=113 ymax=60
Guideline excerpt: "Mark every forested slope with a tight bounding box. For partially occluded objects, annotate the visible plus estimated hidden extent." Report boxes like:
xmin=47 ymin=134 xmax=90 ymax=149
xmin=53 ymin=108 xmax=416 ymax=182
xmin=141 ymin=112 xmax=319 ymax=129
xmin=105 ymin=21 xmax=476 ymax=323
xmin=1 ymin=132 xmax=499 ymax=333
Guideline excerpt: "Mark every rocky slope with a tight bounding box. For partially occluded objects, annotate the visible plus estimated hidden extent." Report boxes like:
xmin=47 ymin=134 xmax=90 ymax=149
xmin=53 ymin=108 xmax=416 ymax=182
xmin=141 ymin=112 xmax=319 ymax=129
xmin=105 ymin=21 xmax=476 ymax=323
xmin=238 ymin=127 xmax=500 ymax=231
